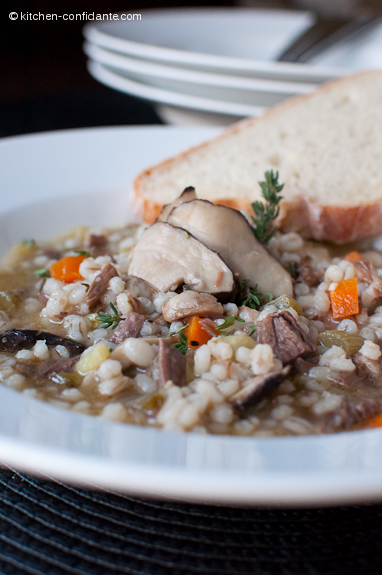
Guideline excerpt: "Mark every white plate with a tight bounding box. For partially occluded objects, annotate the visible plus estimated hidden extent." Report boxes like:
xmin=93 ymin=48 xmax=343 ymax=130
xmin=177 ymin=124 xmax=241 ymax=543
xmin=87 ymin=60 xmax=266 ymax=118
xmin=2 ymin=126 xmax=382 ymax=507
xmin=84 ymin=41 xmax=317 ymax=109
xmin=83 ymin=8 xmax=344 ymax=84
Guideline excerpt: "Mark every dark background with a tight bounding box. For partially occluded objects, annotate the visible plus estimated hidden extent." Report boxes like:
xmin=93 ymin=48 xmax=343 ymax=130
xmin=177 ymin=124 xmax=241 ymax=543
xmin=1 ymin=0 xmax=297 ymax=137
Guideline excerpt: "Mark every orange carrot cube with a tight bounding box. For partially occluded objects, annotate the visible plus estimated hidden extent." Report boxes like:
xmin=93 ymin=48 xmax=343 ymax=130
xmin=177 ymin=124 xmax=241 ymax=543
xmin=330 ymin=278 xmax=359 ymax=319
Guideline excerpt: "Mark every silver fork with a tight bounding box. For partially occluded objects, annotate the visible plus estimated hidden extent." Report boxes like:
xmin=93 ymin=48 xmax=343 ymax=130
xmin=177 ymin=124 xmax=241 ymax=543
xmin=277 ymin=15 xmax=380 ymax=63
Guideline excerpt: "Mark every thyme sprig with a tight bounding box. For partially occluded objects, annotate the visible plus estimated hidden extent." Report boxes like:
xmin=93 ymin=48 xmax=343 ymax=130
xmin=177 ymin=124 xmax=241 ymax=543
xmin=251 ymin=170 xmax=284 ymax=244
xmin=236 ymin=279 xmax=273 ymax=310
xmin=22 ymin=239 xmax=36 ymax=248
xmin=95 ymin=303 xmax=122 ymax=329
xmin=33 ymin=268 xmax=50 ymax=278
xmin=166 ymin=323 xmax=189 ymax=338
xmin=173 ymin=332 xmax=188 ymax=355
xmin=74 ymin=249 xmax=93 ymax=257
xmin=166 ymin=324 xmax=190 ymax=355
xmin=215 ymin=316 xmax=244 ymax=332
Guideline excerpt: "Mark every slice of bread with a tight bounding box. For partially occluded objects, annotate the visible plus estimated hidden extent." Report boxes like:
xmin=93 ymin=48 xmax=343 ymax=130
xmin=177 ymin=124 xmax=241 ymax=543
xmin=132 ymin=70 xmax=382 ymax=244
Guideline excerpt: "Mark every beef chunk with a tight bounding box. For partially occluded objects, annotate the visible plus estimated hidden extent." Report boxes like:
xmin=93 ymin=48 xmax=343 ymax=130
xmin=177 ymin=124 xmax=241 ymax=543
xmin=157 ymin=339 xmax=186 ymax=388
xmin=296 ymin=263 xmax=322 ymax=287
xmin=294 ymin=355 xmax=319 ymax=374
xmin=37 ymin=356 xmax=79 ymax=376
xmin=256 ymin=310 xmax=316 ymax=364
xmin=15 ymin=362 xmax=37 ymax=377
xmin=230 ymin=365 xmax=292 ymax=410
xmin=0 ymin=330 xmax=86 ymax=355
xmin=86 ymin=234 xmax=108 ymax=256
xmin=85 ymin=263 xmax=118 ymax=309
xmin=353 ymin=261 xmax=382 ymax=294
xmin=318 ymin=398 xmax=380 ymax=433
xmin=110 ymin=313 xmax=146 ymax=344
xmin=126 ymin=295 xmax=146 ymax=314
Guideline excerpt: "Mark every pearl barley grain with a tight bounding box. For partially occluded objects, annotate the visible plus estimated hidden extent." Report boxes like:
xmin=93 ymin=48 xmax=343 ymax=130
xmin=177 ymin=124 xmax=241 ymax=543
xmin=194 ymin=345 xmax=211 ymax=376
xmin=360 ymin=340 xmax=382 ymax=361
xmin=122 ymin=338 xmax=156 ymax=367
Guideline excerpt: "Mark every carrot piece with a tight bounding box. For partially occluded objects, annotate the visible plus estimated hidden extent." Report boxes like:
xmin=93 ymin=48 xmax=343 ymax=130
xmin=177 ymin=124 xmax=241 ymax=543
xmin=344 ymin=251 xmax=363 ymax=262
xmin=49 ymin=255 xmax=86 ymax=283
xmin=183 ymin=316 xmax=216 ymax=349
xmin=330 ymin=278 xmax=359 ymax=319
xmin=364 ymin=414 xmax=382 ymax=429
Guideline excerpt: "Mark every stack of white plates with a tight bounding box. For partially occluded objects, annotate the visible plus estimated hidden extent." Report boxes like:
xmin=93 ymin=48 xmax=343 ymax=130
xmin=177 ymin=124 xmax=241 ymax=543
xmin=83 ymin=8 xmax=382 ymax=126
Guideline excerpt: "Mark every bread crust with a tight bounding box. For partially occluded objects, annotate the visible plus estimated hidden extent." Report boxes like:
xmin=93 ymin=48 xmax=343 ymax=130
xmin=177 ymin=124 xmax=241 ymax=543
xmin=132 ymin=70 xmax=382 ymax=242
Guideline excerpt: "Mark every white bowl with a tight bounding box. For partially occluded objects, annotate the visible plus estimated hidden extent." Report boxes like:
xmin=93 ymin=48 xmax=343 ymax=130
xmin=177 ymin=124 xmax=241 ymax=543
xmin=83 ymin=8 xmax=344 ymax=84
xmin=84 ymin=42 xmax=316 ymax=109
xmin=2 ymin=126 xmax=382 ymax=506
xmin=87 ymin=60 xmax=266 ymax=119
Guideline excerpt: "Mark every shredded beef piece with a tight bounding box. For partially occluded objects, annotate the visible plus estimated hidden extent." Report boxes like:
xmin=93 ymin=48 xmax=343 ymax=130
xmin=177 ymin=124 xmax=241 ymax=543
xmin=353 ymin=261 xmax=382 ymax=294
xmin=86 ymin=234 xmax=108 ymax=256
xmin=38 ymin=291 xmax=49 ymax=304
xmin=37 ymin=356 xmax=79 ymax=377
xmin=256 ymin=310 xmax=316 ymax=365
xmin=296 ymin=263 xmax=322 ymax=287
xmin=110 ymin=313 xmax=146 ymax=344
xmin=85 ymin=263 xmax=118 ymax=309
xmin=41 ymin=248 xmax=62 ymax=259
xmin=230 ymin=365 xmax=292 ymax=410
xmin=352 ymin=351 xmax=381 ymax=379
xmin=15 ymin=362 xmax=37 ymax=377
xmin=294 ymin=356 xmax=319 ymax=373
xmin=157 ymin=339 xmax=186 ymax=388
xmin=87 ymin=234 xmax=107 ymax=249
xmin=127 ymin=295 xmax=146 ymax=314
xmin=318 ymin=397 xmax=380 ymax=433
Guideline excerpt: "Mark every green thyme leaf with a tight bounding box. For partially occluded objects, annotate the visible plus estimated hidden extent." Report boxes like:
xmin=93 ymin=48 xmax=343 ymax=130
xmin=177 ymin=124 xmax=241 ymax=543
xmin=95 ymin=302 xmax=122 ymax=329
xmin=215 ymin=316 xmax=236 ymax=331
xmin=33 ymin=268 xmax=50 ymax=278
xmin=21 ymin=239 xmax=36 ymax=248
xmin=81 ymin=283 xmax=90 ymax=291
xmin=235 ymin=279 xmax=273 ymax=310
xmin=249 ymin=326 xmax=256 ymax=337
xmin=218 ymin=329 xmax=235 ymax=337
xmin=74 ymin=250 xmax=93 ymax=257
xmin=251 ymin=170 xmax=284 ymax=244
xmin=184 ymin=231 xmax=189 ymax=239
xmin=173 ymin=331 xmax=188 ymax=355
xmin=166 ymin=323 xmax=189 ymax=338
xmin=287 ymin=262 xmax=298 ymax=279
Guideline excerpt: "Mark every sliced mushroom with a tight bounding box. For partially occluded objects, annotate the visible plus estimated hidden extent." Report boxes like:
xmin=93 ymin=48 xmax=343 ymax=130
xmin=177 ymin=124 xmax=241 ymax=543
xmin=157 ymin=186 xmax=197 ymax=222
xmin=167 ymin=199 xmax=293 ymax=297
xmin=162 ymin=291 xmax=223 ymax=322
xmin=230 ymin=365 xmax=292 ymax=410
xmin=0 ymin=329 xmax=87 ymax=355
xmin=128 ymin=222 xmax=234 ymax=295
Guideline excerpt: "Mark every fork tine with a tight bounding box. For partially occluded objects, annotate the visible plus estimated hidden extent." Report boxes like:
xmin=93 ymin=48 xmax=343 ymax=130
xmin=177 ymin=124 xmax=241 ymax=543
xmin=277 ymin=15 xmax=380 ymax=63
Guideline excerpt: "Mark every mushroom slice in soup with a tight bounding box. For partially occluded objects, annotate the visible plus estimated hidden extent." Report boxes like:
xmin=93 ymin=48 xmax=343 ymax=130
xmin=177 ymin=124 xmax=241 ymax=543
xmin=162 ymin=291 xmax=223 ymax=322
xmin=167 ymin=199 xmax=293 ymax=297
xmin=128 ymin=222 xmax=234 ymax=295
xmin=157 ymin=186 xmax=197 ymax=222
xmin=230 ymin=365 xmax=292 ymax=410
